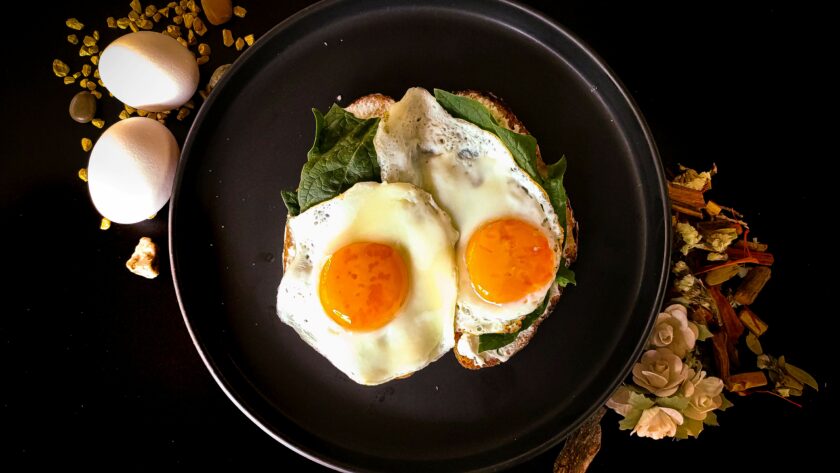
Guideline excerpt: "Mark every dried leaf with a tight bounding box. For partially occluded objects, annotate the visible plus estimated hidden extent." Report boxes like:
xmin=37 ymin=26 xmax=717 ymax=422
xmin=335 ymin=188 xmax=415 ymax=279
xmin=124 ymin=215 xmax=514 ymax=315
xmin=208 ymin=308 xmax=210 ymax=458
xmin=783 ymin=362 xmax=819 ymax=392
xmin=745 ymin=332 xmax=763 ymax=355
xmin=728 ymin=372 xmax=768 ymax=392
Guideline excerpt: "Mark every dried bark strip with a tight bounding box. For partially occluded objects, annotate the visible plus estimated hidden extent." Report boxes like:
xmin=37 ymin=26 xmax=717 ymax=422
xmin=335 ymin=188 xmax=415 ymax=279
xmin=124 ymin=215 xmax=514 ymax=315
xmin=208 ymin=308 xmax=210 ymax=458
xmin=734 ymin=266 xmax=771 ymax=305
xmin=554 ymin=408 xmax=606 ymax=473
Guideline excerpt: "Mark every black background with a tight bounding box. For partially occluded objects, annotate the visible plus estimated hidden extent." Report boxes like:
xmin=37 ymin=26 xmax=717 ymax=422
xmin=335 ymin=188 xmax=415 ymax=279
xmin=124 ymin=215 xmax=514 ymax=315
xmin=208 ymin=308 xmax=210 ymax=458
xmin=2 ymin=0 xmax=833 ymax=470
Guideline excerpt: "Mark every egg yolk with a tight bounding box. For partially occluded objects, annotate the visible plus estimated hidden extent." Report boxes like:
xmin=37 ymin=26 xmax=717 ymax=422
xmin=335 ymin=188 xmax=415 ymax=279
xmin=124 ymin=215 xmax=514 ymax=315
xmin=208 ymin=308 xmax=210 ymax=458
xmin=319 ymin=242 xmax=409 ymax=332
xmin=465 ymin=218 xmax=555 ymax=304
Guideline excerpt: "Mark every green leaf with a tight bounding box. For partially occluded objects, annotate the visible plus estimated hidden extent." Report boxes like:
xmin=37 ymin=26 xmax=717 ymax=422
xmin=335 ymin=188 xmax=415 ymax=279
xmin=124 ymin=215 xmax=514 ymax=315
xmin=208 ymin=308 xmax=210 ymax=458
xmin=676 ymin=417 xmax=704 ymax=439
xmin=477 ymin=294 xmax=550 ymax=352
xmin=617 ymin=391 xmax=655 ymax=431
xmin=719 ymin=394 xmax=733 ymax=411
xmin=656 ymin=396 xmax=690 ymax=411
xmin=282 ymin=105 xmax=381 ymax=215
xmin=281 ymin=190 xmax=300 ymax=217
xmin=544 ymin=156 xmax=568 ymax=230
xmin=703 ymin=411 xmax=719 ymax=427
xmin=627 ymin=391 xmax=655 ymax=411
xmin=555 ymin=266 xmax=576 ymax=287
xmin=432 ymin=88 xmax=500 ymax=129
xmin=695 ymin=323 xmax=714 ymax=341
xmin=784 ymin=362 xmax=819 ymax=392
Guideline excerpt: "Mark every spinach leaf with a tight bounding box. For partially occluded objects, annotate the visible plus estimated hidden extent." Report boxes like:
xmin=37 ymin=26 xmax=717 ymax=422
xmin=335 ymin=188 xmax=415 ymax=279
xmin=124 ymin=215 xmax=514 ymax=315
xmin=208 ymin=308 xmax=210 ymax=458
xmin=555 ymin=266 xmax=577 ymax=287
xmin=478 ymin=294 xmax=551 ymax=353
xmin=281 ymin=190 xmax=300 ymax=216
xmin=282 ymin=104 xmax=381 ymax=216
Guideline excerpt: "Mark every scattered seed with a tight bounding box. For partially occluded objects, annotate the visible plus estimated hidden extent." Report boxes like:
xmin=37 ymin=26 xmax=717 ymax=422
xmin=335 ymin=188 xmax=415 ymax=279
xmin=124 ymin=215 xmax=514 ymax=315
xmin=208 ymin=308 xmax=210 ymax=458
xmin=183 ymin=100 xmax=195 ymax=109
xmin=100 ymin=217 xmax=111 ymax=230
xmin=196 ymin=55 xmax=209 ymax=65
xmin=66 ymin=18 xmax=84 ymax=30
xmin=81 ymin=138 xmax=93 ymax=151
xmin=64 ymin=76 xmax=76 ymax=85
xmin=67 ymin=34 xmax=79 ymax=45
xmin=183 ymin=12 xmax=194 ymax=28
xmin=176 ymin=107 xmax=191 ymax=120
xmin=83 ymin=35 xmax=96 ymax=47
xmin=97 ymin=79 xmax=105 ymax=87
xmin=222 ymin=28 xmax=233 ymax=47
xmin=91 ymin=90 xmax=102 ymax=99
xmin=119 ymin=110 xmax=130 ymax=120
xmin=117 ymin=17 xmax=130 ymax=29
xmin=187 ymin=29 xmax=196 ymax=45
xmin=72 ymin=72 xmax=81 ymax=79
xmin=137 ymin=109 xmax=149 ymax=117
xmin=129 ymin=22 xmax=139 ymax=32
xmin=52 ymin=59 xmax=70 ymax=77
xmin=153 ymin=13 xmax=162 ymax=22
xmin=93 ymin=69 xmax=100 ymax=79
xmin=244 ymin=34 xmax=254 ymax=46
xmin=79 ymin=78 xmax=89 ymax=88
xmin=78 ymin=168 xmax=88 ymax=182
xmin=125 ymin=104 xmax=136 ymax=114
xmin=128 ymin=10 xmax=140 ymax=21
xmin=86 ymin=81 xmax=97 ymax=91
xmin=130 ymin=0 xmax=142 ymax=13
xmin=91 ymin=118 xmax=105 ymax=128
xmin=93 ymin=30 xmax=100 ymax=41
xmin=192 ymin=17 xmax=207 ymax=36
xmin=235 ymin=37 xmax=244 ymax=51
xmin=107 ymin=17 xmax=117 ymax=28
xmin=176 ymin=37 xmax=189 ymax=48
xmin=201 ymin=0 xmax=232 ymax=25
xmin=82 ymin=64 xmax=91 ymax=77
xmin=90 ymin=55 xmax=99 ymax=65
xmin=198 ymin=43 xmax=210 ymax=55
xmin=233 ymin=6 xmax=246 ymax=18
xmin=145 ymin=5 xmax=158 ymax=17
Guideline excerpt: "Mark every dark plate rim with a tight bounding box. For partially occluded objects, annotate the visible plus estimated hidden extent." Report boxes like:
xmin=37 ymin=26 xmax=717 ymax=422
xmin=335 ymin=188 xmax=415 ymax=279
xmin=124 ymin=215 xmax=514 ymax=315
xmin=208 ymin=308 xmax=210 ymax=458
xmin=168 ymin=0 xmax=671 ymax=471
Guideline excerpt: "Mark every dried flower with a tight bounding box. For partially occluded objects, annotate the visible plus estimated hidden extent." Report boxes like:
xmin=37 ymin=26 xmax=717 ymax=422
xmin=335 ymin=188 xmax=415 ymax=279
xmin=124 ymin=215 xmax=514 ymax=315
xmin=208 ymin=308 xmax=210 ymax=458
xmin=682 ymin=374 xmax=724 ymax=421
xmin=649 ymin=304 xmax=699 ymax=358
xmin=632 ymin=348 xmax=691 ymax=397
xmin=632 ymin=407 xmax=684 ymax=440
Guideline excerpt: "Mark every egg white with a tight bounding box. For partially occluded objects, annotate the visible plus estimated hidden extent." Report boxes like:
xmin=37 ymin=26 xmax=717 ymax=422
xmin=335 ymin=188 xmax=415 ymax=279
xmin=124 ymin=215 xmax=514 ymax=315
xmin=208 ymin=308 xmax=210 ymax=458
xmin=276 ymin=182 xmax=459 ymax=385
xmin=375 ymin=88 xmax=563 ymax=335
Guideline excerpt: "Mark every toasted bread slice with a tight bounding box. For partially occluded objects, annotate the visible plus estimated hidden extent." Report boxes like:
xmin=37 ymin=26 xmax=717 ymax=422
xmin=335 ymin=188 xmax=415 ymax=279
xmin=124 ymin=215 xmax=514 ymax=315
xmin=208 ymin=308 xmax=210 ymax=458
xmin=285 ymin=90 xmax=578 ymax=370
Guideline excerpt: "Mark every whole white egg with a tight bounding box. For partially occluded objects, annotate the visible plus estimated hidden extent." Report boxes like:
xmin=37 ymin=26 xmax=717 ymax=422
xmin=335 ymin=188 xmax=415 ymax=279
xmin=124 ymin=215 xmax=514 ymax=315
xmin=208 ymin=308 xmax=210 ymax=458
xmin=87 ymin=117 xmax=179 ymax=224
xmin=98 ymin=31 xmax=199 ymax=112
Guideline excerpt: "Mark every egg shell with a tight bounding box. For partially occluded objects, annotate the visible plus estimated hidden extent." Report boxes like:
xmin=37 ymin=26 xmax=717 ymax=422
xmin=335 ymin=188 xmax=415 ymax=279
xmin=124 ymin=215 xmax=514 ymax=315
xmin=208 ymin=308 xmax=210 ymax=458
xmin=98 ymin=31 xmax=199 ymax=112
xmin=87 ymin=117 xmax=179 ymax=224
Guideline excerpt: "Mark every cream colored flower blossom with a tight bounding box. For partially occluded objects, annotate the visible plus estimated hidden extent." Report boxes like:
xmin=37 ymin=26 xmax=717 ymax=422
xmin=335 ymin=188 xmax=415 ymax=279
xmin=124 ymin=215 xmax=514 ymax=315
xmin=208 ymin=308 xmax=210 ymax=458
xmin=632 ymin=348 xmax=691 ymax=397
xmin=606 ymin=385 xmax=635 ymax=417
xmin=683 ymin=375 xmax=724 ymax=420
xmin=649 ymin=304 xmax=699 ymax=358
xmin=632 ymin=407 xmax=684 ymax=440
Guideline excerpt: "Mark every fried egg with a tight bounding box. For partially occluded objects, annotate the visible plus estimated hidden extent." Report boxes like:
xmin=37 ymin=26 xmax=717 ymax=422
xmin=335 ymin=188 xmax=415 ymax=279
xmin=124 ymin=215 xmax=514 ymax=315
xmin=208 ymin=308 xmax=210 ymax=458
xmin=375 ymin=88 xmax=563 ymax=335
xmin=276 ymin=182 xmax=458 ymax=385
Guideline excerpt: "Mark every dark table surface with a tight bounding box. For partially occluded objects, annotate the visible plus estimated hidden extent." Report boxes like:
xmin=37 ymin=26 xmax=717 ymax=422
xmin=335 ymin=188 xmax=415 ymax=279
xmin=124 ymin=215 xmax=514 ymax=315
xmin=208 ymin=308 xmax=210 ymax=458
xmin=2 ymin=0 xmax=832 ymax=470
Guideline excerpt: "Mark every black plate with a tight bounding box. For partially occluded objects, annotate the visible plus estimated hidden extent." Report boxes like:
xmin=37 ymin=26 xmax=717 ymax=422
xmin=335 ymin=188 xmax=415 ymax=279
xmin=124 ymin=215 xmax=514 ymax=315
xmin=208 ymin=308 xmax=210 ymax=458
xmin=169 ymin=0 xmax=669 ymax=471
